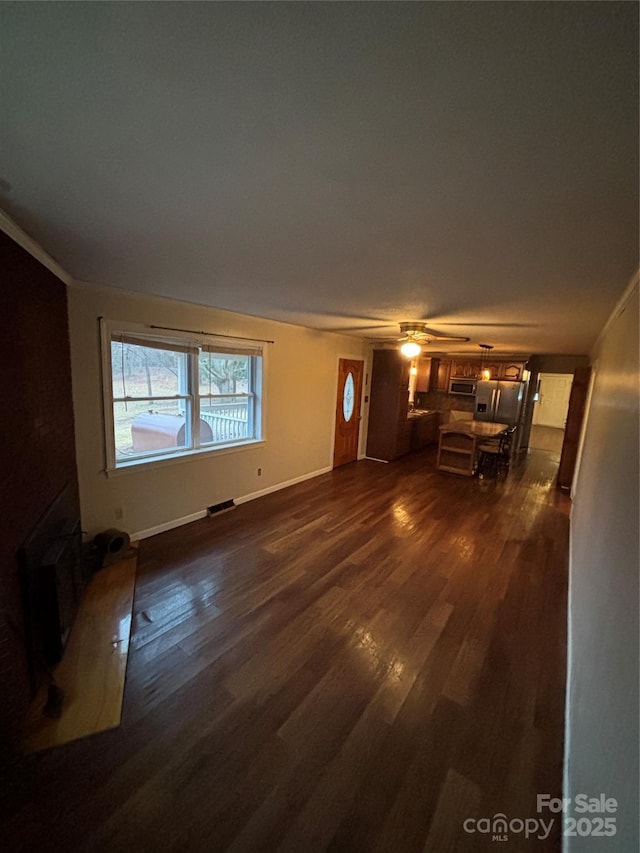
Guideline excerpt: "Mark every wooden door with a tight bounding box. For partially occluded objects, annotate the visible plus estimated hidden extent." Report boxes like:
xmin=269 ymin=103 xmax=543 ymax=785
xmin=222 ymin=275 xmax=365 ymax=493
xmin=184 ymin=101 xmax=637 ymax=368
xmin=333 ymin=358 xmax=364 ymax=468
xmin=533 ymin=373 xmax=573 ymax=427
xmin=557 ymin=367 xmax=591 ymax=490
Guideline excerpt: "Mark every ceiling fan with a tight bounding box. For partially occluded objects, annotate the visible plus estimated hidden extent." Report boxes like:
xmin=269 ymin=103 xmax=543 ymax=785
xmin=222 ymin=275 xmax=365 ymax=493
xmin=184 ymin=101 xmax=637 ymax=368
xmin=395 ymin=322 xmax=470 ymax=343
xmin=392 ymin=322 xmax=470 ymax=357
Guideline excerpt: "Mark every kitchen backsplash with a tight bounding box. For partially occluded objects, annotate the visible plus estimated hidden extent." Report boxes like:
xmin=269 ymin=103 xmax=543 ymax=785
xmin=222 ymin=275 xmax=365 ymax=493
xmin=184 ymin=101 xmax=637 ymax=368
xmin=414 ymin=390 xmax=475 ymax=418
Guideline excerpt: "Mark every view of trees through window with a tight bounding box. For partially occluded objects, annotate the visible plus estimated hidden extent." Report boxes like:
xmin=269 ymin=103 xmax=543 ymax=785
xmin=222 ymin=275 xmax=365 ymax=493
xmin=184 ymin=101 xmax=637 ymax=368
xmin=110 ymin=340 xmax=254 ymax=461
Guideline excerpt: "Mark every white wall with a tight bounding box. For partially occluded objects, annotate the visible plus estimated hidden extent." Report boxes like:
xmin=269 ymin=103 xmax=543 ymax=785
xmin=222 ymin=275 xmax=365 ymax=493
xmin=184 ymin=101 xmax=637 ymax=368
xmin=564 ymin=279 xmax=639 ymax=851
xmin=67 ymin=282 xmax=369 ymax=538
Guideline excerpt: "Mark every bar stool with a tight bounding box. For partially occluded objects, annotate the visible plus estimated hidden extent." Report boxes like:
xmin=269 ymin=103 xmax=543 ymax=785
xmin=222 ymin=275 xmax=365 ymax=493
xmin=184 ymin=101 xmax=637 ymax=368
xmin=477 ymin=426 xmax=516 ymax=479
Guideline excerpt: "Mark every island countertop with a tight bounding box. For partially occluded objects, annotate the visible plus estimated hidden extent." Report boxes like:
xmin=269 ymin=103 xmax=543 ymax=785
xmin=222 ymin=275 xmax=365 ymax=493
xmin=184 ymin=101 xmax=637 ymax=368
xmin=439 ymin=420 xmax=509 ymax=438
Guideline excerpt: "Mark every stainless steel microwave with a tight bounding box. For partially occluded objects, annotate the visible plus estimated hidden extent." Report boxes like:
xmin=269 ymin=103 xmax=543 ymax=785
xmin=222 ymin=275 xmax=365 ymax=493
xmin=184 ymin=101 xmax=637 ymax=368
xmin=449 ymin=379 xmax=477 ymax=396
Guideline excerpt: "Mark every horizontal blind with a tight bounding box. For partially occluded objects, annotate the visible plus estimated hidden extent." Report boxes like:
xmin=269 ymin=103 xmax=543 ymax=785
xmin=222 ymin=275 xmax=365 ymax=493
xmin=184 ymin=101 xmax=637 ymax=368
xmin=200 ymin=343 xmax=263 ymax=357
xmin=111 ymin=333 xmax=198 ymax=355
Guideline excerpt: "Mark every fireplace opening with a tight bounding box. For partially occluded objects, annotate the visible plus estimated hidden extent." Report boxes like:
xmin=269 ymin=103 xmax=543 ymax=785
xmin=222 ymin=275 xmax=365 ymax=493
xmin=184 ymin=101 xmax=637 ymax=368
xmin=18 ymin=484 xmax=84 ymax=693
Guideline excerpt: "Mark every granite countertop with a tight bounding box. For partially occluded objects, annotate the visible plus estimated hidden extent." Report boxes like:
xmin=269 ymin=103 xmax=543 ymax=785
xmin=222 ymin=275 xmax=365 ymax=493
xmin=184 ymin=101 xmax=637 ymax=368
xmin=407 ymin=409 xmax=438 ymax=419
xmin=439 ymin=419 xmax=508 ymax=437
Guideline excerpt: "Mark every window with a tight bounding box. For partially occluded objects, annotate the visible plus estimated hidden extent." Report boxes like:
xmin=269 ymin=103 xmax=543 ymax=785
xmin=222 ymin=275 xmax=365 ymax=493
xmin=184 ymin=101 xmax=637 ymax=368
xmin=103 ymin=325 xmax=263 ymax=470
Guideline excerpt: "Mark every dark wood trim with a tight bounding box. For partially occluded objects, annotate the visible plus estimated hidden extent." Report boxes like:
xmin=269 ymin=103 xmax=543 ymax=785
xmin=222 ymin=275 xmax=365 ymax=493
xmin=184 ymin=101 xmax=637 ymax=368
xmin=557 ymin=367 xmax=592 ymax=490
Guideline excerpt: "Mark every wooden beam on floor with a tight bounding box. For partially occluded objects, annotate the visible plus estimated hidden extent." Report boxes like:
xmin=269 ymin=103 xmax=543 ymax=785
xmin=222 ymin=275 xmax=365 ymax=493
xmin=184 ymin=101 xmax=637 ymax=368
xmin=22 ymin=549 xmax=137 ymax=754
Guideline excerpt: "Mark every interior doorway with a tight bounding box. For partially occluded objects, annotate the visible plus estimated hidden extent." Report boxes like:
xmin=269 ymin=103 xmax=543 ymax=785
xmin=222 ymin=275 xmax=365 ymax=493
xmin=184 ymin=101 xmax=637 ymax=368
xmin=530 ymin=373 xmax=573 ymax=455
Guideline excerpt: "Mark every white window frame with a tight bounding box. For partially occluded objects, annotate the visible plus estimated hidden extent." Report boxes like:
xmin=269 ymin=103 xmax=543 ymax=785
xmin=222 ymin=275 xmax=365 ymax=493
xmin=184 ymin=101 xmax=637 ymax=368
xmin=100 ymin=319 xmax=265 ymax=474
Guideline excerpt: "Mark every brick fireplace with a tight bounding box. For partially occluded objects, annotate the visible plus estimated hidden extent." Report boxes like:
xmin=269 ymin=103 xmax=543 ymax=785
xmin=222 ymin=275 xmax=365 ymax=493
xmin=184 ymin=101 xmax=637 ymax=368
xmin=0 ymin=231 xmax=80 ymax=759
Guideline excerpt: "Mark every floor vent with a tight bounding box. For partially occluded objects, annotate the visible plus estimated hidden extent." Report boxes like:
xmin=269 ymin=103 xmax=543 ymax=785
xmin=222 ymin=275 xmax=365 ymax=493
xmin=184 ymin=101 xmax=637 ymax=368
xmin=207 ymin=499 xmax=235 ymax=516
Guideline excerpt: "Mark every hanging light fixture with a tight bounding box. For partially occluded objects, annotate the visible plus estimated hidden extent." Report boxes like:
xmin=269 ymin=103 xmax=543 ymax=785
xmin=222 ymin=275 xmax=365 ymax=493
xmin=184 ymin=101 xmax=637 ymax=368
xmin=400 ymin=339 xmax=422 ymax=358
xmin=478 ymin=343 xmax=493 ymax=380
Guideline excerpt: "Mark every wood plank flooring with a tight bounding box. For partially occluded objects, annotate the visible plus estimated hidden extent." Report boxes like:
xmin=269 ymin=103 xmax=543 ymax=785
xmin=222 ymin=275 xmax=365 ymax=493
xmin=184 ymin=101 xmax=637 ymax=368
xmin=529 ymin=425 xmax=565 ymax=456
xmin=1 ymin=445 xmax=569 ymax=852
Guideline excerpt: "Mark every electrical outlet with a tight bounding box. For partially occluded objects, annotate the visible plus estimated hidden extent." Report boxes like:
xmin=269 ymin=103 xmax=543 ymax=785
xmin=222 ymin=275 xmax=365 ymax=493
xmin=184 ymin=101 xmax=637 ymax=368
xmin=115 ymin=506 xmax=123 ymax=520
xmin=257 ymin=467 xmax=262 ymax=476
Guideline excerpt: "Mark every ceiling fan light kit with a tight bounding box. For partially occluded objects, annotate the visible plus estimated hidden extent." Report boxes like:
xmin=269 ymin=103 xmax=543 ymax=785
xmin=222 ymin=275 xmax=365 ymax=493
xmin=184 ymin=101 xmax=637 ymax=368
xmin=400 ymin=340 xmax=422 ymax=358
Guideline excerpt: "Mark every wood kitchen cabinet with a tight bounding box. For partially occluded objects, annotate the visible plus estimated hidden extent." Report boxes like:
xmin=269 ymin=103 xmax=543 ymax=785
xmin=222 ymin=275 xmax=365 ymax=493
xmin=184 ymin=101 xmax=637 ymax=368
xmin=480 ymin=361 xmax=526 ymax=381
xmin=435 ymin=359 xmax=450 ymax=391
xmin=416 ymin=357 xmax=450 ymax=391
xmin=451 ymin=358 xmax=526 ymax=382
xmin=415 ymin=357 xmax=433 ymax=392
xmin=450 ymin=359 xmax=478 ymax=379
xmin=366 ymin=349 xmax=411 ymax=461
xmin=410 ymin=411 xmax=441 ymax=451
xmin=499 ymin=362 xmax=525 ymax=381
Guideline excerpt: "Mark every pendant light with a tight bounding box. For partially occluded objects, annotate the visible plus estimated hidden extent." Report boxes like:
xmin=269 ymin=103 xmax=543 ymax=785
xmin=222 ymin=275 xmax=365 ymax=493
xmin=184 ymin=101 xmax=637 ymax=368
xmin=478 ymin=343 xmax=493 ymax=380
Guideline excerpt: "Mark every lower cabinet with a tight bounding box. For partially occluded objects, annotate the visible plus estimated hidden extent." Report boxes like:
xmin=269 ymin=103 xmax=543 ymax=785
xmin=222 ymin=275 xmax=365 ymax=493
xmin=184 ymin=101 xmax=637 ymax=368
xmin=409 ymin=412 xmax=441 ymax=452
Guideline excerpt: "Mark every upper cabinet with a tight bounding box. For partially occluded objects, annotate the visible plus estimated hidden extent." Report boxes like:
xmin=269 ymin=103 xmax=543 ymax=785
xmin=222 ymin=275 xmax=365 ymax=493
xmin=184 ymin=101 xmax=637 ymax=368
xmin=415 ymin=357 xmax=450 ymax=392
xmin=415 ymin=357 xmax=433 ymax=392
xmin=435 ymin=359 xmax=450 ymax=391
xmin=449 ymin=358 xmax=527 ymax=383
xmin=450 ymin=359 xmax=479 ymax=379
xmin=499 ymin=362 xmax=525 ymax=381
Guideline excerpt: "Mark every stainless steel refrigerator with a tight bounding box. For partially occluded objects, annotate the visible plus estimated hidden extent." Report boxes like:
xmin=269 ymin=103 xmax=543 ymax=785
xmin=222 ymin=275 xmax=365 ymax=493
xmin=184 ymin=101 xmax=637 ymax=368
xmin=474 ymin=380 xmax=525 ymax=426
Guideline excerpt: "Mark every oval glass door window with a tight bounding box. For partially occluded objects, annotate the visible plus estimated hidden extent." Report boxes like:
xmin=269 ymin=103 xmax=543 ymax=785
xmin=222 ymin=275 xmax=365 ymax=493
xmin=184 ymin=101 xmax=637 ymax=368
xmin=343 ymin=372 xmax=355 ymax=422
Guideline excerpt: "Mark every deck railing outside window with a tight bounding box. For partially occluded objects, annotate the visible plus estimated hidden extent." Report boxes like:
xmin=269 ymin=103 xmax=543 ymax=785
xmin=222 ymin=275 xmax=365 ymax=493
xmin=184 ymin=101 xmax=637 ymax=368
xmin=200 ymin=401 xmax=249 ymax=442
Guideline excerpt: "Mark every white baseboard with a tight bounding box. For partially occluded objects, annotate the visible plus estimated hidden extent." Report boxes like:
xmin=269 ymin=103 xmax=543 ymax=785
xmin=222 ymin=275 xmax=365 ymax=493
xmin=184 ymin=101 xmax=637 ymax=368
xmin=133 ymin=509 xmax=208 ymax=541
xmin=235 ymin=465 xmax=332 ymax=505
xmin=132 ymin=465 xmax=333 ymax=541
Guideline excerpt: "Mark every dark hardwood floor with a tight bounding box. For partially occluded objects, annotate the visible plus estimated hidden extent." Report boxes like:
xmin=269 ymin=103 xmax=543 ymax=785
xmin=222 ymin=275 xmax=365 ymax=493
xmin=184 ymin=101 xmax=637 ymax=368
xmin=1 ymin=446 xmax=569 ymax=852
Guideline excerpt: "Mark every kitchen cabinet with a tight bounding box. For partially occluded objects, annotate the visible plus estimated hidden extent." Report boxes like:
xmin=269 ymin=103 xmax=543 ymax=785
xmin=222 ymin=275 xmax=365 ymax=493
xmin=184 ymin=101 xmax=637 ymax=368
xmin=366 ymin=350 xmax=411 ymax=461
xmin=410 ymin=411 xmax=441 ymax=450
xmin=451 ymin=358 xmax=526 ymax=383
xmin=415 ymin=357 xmax=444 ymax=392
xmin=482 ymin=361 xmax=526 ymax=381
xmin=499 ymin=362 xmax=525 ymax=381
xmin=436 ymin=359 xmax=450 ymax=391
xmin=416 ymin=357 xmax=453 ymax=392
xmin=415 ymin=357 xmax=433 ymax=392
xmin=450 ymin=359 xmax=478 ymax=379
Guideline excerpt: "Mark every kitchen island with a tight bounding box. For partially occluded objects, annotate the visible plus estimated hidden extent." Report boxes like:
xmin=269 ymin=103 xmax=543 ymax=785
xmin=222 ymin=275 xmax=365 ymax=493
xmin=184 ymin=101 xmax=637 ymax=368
xmin=437 ymin=419 xmax=508 ymax=476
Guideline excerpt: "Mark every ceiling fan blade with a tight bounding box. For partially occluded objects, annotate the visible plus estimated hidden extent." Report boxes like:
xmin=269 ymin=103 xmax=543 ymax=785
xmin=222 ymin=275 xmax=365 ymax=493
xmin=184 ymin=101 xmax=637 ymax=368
xmin=434 ymin=322 xmax=539 ymax=328
xmin=325 ymin=324 xmax=396 ymax=333
xmin=420 ymin=328 xmax=471 ymax=342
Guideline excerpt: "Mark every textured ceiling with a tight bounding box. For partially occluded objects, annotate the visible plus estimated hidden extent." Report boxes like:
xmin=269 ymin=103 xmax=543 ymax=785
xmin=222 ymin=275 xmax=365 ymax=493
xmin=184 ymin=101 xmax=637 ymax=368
xmin=1 ymin=2 xmax=638 ymax=354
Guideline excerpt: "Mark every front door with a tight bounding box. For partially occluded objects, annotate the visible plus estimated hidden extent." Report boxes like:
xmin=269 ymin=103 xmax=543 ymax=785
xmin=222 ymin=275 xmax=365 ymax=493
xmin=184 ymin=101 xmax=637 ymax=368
xmin=333 ymin=358 xmax=364 ymax=468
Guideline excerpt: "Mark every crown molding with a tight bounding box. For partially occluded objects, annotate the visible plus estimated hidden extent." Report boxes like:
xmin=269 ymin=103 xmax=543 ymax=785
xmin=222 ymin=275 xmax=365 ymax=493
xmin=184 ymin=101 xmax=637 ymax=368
xmin=0 ymin=207 xmax=73 ymax=286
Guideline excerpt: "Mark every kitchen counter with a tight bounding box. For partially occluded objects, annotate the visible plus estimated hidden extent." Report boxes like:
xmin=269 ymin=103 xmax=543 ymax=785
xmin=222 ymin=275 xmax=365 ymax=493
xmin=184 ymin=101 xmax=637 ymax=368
xmin=439 ymin=419 xmax=509 ymax=438
xmin=407 ymin=410 xmax=441 ymax=453
xmin=407 ymin=408 xmax=438 ymax=419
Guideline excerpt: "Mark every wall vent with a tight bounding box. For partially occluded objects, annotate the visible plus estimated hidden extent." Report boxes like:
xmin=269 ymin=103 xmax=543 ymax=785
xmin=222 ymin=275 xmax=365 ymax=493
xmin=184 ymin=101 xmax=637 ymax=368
xmin=207 ymin=500 xmax=235 ymax=516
